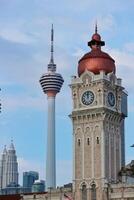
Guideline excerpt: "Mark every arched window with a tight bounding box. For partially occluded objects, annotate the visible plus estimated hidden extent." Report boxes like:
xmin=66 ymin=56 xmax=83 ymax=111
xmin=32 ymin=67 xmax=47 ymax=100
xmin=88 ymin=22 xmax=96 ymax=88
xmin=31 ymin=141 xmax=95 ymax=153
xmin=96 ymin=137 xmax=99 ymax=144
xmin=91 ymin=183 xmax=96 ymax=200
xmin=78 ymin=139 xmax=81 ymax=146
xmin=87 ymin=138 xmax=90 ymax=145
xmin=82 ymin=184 xmax=87 ymax=200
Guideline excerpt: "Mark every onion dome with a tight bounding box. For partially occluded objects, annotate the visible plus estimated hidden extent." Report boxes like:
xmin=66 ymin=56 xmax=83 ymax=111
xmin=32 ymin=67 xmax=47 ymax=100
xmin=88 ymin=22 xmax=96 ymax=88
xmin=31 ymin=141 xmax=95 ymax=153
xmin=78 ymin=24 xmax=115 ymax=76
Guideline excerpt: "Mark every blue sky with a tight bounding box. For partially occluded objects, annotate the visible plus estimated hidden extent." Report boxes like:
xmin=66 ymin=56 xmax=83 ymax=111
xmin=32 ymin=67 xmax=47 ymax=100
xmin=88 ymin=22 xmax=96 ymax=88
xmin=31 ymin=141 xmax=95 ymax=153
xmin=0 ymin=0 xmax=134 ymax=186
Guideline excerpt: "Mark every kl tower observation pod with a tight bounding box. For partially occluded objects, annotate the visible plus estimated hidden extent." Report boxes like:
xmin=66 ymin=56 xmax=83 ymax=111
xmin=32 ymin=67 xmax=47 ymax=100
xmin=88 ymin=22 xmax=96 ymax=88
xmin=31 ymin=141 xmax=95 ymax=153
xmin=39 ymin=25 xmax=64 ymax=190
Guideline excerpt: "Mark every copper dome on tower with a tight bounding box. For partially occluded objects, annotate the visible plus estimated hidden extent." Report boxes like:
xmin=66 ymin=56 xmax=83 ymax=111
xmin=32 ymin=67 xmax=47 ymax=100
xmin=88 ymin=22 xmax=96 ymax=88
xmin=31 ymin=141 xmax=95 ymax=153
xmin=78 ymin=25 xmax=116 ymax=76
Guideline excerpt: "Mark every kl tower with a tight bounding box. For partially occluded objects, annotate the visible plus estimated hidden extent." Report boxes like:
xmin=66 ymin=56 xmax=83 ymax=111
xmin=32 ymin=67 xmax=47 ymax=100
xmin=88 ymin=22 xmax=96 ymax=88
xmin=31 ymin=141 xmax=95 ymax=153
xmin=40 ymin=25 xmax=64 ymax=189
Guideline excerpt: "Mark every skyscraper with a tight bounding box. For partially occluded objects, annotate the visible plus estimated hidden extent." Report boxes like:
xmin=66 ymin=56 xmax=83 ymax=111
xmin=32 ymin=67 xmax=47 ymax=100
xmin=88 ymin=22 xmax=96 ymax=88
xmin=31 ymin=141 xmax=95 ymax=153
xmin=23 ymin=171 xmax=39 ymax=191
xmin=32 ymin=180 xmax=45 ymax=193
xmin=0 ymin=146 xmax=7 ymax=189
xmin=39 ymin=25 xmax=64 ymax=189
xmin=0 ymin=141 xmax=18 ymax=189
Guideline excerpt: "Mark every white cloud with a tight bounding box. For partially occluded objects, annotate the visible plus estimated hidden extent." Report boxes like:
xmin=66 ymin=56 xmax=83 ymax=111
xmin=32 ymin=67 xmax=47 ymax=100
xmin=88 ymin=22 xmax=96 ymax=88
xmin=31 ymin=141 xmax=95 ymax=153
xmin=124 ymin=42 xmax=134 ymax=53
xmin=103 ymin=47 xmax=134 ymax=92
xmin=2 ymin=94 xmax=46 ymax=111
xmin=126 ymin=156 xmax=134 ymax=165
xmin=0 ymin=28 xmax=35 ymax=44
xmin=104 ymin=47 xmax=134 ymax=113
xmin=73 ymin=48 xmax=86 ymax=59
xmin=108 ymin=48 xmax=134 ymax=69
xmin=90 ymin=14 xmax=117 ymax=34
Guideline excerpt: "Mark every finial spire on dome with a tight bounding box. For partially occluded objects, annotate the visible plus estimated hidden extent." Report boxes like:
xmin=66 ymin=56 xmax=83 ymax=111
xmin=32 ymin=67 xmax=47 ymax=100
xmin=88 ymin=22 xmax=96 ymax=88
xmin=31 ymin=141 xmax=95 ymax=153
xmin=48 ymin=24 xmax=56 ymax=72
xmin=95 ymin=21 xmax=98 ymax=34
xmin=88 ymin=22 xmax=105 ymax=48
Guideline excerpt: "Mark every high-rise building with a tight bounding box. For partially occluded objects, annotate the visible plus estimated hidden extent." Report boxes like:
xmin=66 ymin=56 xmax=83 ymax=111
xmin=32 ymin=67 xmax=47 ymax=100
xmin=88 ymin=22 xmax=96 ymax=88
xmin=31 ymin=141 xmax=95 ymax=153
xmin=39 ymin=25 xmax=64 ymax=189
xmin=23 ymin=171 xmax=39 ymax=191
xmin=0 ymin=141 xmax=18 ymax=189
xmin=70 ymin=25 xmax=128 ymax=200
xmin=0 ymin=146 xmax=7 ymax=189
xmin=32 ymin=180 xmax=45 ymax=193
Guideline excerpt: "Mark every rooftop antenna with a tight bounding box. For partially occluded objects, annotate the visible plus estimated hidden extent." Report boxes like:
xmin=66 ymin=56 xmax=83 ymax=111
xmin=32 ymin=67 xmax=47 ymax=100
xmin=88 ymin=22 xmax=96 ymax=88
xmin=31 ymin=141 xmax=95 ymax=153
xmin=50 ymin=24 xmax=54 ymax=64
xmin=95 ymin=21 xmax=98 ymax=34
xmin=48 ymin=24 xmax=56 ymax=72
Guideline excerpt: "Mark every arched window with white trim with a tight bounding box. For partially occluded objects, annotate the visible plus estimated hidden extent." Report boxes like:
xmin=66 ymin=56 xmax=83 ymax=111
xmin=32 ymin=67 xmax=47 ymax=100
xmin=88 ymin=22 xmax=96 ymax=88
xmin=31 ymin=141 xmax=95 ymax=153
xmin=87 ymin=137 xmax=90 ymax=145
xmin=82 ymin=184 xmax=87 ymax=200
xmin=91 ymin=183 xmax=96 ymax=200
xmin=78 ymin=138 xmax=81 ymax=146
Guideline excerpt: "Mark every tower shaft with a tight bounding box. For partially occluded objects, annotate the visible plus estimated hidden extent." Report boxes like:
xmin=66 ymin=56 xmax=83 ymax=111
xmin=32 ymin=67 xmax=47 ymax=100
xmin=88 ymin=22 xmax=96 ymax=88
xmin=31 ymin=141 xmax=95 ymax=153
xmin=39 ymin=25 xmax=64 ymax=190
xmin=46 ymin=96 xmax=56 ymax=188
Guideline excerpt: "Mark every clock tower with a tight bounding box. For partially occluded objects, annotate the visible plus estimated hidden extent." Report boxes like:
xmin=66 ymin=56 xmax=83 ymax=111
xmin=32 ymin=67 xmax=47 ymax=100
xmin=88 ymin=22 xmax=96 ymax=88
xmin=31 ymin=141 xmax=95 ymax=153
xmin=70 ymin=26 xmax=127 ymax=200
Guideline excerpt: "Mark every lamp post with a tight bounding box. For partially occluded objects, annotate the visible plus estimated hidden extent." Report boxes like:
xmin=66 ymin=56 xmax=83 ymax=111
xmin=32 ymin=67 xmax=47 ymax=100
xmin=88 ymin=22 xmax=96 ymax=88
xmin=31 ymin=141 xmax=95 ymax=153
xmin=20 ymin=195 xmax=23 ymax=200
xmin=48 ymin=187 xmax=52 ymax=200
xmin=60 ymin=187 xmax=63 ymax=200
xmin=104 ymin=181 xmax=111 ymax=200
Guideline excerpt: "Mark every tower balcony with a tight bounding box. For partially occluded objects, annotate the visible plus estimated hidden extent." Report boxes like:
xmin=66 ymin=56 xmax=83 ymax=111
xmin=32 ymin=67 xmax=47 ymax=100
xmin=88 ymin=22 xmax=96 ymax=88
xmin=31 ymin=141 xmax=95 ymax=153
xmin=39 ymin=72 xmax=64 ymax=94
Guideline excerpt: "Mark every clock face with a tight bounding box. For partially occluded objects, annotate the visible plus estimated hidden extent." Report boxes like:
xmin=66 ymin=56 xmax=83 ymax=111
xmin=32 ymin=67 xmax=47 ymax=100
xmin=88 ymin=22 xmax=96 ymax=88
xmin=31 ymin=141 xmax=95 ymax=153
xmin=81 ymin=91 xmax=94 ymax=105
xmin=107 ymin=92 xmax=115 ymax=107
